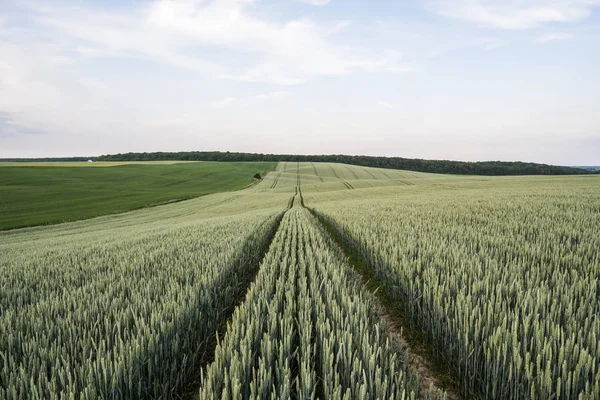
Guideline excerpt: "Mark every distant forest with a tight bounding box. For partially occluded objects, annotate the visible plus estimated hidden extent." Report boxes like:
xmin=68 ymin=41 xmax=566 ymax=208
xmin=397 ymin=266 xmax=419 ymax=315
xmin=94 ymin=152 xmax=594 ymax=175
xmin=3 ymin=152 xmax=595 ymax=175
xmin=577 ymin=166 xmax=600 ymax=171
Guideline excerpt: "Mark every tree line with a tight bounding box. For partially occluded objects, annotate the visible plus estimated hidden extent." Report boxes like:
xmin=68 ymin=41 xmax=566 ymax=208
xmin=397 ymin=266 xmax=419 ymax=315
xmin=2 ymin=152 xmax=595 ymax=175
xmin=95 ymin=151 xmax=593 ymax=175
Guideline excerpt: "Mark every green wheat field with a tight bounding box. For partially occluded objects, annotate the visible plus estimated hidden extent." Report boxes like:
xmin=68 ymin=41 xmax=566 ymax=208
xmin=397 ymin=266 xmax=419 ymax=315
xmin=1 ymin=162 xmax=599 ymax=399
xmin=0 ymin=161 xmax=276 ymax=230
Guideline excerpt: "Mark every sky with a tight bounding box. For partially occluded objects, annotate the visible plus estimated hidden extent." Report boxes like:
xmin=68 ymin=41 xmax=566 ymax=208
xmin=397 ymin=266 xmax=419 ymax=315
xmin=0 ymin=0 xmax=599 ymax=164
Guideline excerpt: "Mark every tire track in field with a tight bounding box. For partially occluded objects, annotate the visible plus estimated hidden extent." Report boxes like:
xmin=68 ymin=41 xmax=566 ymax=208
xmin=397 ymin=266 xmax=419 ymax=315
xmin=398 ymin=180 xmax=415 ymax=186
xmin=192 ymin=167 xmax=449 ymax=399
xmin=379 ymin=169 xmax=394 ymax=180
xmin=296 ymin=177 xmax=454 ymax=398
xmin=193 ymin=168 xmax=450 ymax=400
xmin=363 ymin=168 xmax=378 ymax=180
xmin=208 ymin=193 xmax=244 ymax=207
xmin=308 ymin=209 xmax=462 ymax=400
xmin=344 ymin=165 xmax=360 ymax=180
xmin=295 ymin=179 xmax=451 ymax=399
xmin=311 ymin=163 xmax=324 ymax=183
xmin=270 ymin=172 xmax=281 ymax=189
xmin=290 ymin=206 xmax=302 ymax=400
xmin=327 ymin=164 xmax=341 ymax=180
xmin=296 ymin=165 xmax=305 ymax=208
xmin=182 ymin=198 xmax=295 ymax=399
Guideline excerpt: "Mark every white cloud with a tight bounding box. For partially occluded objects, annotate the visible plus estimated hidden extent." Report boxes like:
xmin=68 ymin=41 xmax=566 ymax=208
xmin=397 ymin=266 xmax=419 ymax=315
xmin=425 ymin=0 xmax=600 ymax=29
xmin=255 ymin=91 xmax=290 ymax=99
xmin=34 ymin=5 xmax=220 ymax=74
xmin=326 ymin=21 xmax=352 ymax=36
xmin=212 ymin=91 xmax=289 ymax=107
xmin=377 ymin=100 xmax=394 ymax=109
xmin=0 ymin=36 xmax=117 ymax=136
xmin=297 ymin=0 xmax=332 ymax=6
xmin=23 ymin=0 xmax=410 ymax=85
xmin=536 ymin=32 xmax=575 ymax=42
xmin=150 ymin=117 xmax=196 ymax=128
xmin=0 ymin=0 xmax=413 ymax=151
xmin=211 ymin=97 xmax=238 ymax=108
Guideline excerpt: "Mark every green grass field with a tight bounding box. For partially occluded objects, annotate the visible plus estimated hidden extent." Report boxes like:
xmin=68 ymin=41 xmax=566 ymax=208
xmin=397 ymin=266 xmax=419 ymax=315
xmin=0 ymin=161 xmax=276 ymax=230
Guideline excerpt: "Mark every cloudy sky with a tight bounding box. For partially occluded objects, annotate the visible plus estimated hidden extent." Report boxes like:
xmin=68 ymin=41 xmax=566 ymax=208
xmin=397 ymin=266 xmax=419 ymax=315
xmin=1 ymin=0 xmax=599 ymax=164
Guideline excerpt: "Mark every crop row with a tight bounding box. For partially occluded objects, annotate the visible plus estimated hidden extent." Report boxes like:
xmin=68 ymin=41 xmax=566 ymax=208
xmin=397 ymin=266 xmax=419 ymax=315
xmin=200 ymin=205 xmax=441 ymax=399
xmin=316 ymin=188 xmax=600 ymax=399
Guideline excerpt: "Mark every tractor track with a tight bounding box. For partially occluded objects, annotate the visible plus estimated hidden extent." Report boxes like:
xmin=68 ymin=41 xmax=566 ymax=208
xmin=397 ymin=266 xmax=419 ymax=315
xmin=179 ymin=197 xmax=295 ymax=400
xmin=186 ymin=163 xmax=459 ymax=399
xmin=308 ymin=209 xmax=462 ymax=400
